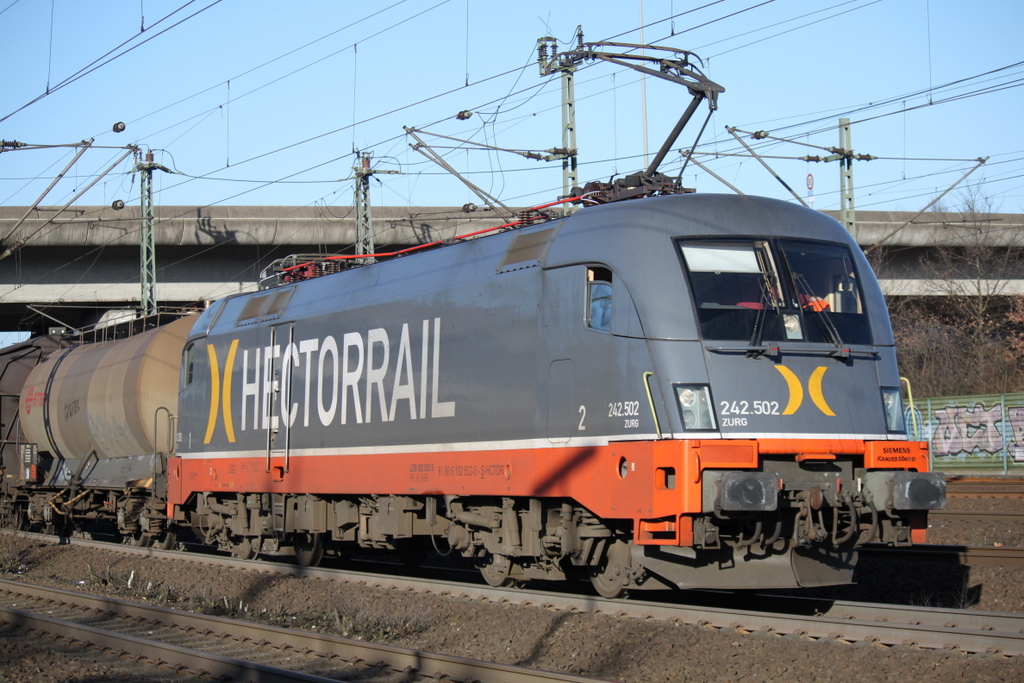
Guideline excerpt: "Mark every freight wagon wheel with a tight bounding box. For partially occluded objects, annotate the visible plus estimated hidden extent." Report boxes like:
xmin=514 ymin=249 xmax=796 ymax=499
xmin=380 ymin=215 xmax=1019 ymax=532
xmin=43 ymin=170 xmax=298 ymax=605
xmin=477 ymin=552 xmax=515 ymax=588
xmin=294 ymin=533 xmax=324 ymax=567
xmin=589 ymin=540 xmax=632 ymax=599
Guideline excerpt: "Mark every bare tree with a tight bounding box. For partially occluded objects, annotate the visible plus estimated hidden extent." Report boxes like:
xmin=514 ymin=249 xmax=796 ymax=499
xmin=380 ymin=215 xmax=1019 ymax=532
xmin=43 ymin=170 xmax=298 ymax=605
xmin=888 ymin=183 xmax=1024 ymax=396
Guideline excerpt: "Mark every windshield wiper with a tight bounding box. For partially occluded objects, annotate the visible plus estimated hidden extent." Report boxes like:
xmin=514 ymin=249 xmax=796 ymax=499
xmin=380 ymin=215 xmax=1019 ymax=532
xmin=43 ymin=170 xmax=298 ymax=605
xmin=746 ymin=281 xmax=775 ymax=357
xmin=791 ymin=273 xmax=849 ymax=358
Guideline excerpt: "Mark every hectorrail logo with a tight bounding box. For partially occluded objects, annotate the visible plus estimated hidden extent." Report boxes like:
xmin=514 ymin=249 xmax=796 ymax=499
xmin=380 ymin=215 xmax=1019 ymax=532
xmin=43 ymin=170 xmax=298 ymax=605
xmin=202 ymin=317 xmax=456 ymax=444
xmin=772 ymin=365 xmax=836 ymax=416
xmin=204 ymin=338 xmax=239 ymax=444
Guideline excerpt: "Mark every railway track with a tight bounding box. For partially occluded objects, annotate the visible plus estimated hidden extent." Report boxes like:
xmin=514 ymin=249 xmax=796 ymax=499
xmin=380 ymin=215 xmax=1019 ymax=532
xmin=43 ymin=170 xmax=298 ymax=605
xmin=930 ymin=510 xmax=1024 ymax=522
xmin=0 ymin=577 xmax=607 ymax=683
xmin=7 ymin=532 xmax=1024 ymax=657
xmin=860 ymin=543 xmax=1024 ymax=568
xmin=946 ymin=477 xmax=1024 ymax=498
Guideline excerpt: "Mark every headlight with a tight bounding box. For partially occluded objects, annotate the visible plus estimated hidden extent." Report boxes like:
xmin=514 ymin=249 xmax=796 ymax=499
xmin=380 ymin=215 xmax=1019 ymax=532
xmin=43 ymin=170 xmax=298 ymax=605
xmin=673 ymin=384 xmax=717 ymax=431
xmin=718 ymin=472 xmax=779 ymax=511
xmin=863 ymin=471 xmax=946 ymax=511
xmin=892 ymin=471 xmax=946 ymax=510
xmin=881 ymin=387 xmax=905 ymax=432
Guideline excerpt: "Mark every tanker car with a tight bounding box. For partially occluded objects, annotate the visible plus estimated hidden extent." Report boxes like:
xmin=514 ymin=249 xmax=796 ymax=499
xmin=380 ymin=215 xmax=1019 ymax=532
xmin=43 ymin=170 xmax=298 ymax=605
xmin=1 ymin=193 xmax=945 ymax=597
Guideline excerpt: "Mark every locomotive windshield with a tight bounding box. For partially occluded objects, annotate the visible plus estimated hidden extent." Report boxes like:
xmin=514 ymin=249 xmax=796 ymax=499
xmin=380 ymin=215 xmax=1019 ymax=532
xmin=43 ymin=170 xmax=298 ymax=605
xmin=679 ymin=238 xmax=871 ymax=345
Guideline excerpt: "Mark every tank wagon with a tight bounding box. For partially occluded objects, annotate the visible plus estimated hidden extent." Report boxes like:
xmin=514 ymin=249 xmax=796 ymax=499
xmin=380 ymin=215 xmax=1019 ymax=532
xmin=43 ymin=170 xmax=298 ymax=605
xmin=0 ymin=334 xmax=74 ymax=490
xmin=11 ymin=317 xmax=194 ymax=546
xmin=3 ymin=193 xmax=945 ymax=597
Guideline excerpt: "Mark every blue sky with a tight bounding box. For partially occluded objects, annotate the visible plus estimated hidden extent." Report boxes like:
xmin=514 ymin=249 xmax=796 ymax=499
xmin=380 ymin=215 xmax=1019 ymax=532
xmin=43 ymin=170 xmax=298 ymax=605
xmin=2 ymin=0 xmax=1021 ymax=219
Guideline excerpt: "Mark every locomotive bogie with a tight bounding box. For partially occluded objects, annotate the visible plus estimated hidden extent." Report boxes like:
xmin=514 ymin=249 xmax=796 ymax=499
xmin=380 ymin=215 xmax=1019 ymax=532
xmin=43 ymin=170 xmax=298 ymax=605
xmin=172 ymin=487 xmax=639 ymax=587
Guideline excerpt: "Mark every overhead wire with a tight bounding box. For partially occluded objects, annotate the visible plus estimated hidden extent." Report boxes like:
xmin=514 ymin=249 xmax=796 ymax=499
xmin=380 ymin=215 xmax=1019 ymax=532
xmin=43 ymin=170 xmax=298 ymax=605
xmin=0 ymin=0 xmax=22 ymax=17
xmin=4 ymin=2 xmax=479 ymax=305
xmin=705 ymin=0 xmax=883 ymax=58
xmin=119 ymin=0 xmax=414 ymax=134
xmin=0 ymin=0 xmax=225 ymax=125
xmin=678 ymin=58 xmax=1024 ymax=205
xmin=148 ymin=2 xmax=1019 ymax=216
xmin=742 ymin=60 xmax=1024 ymax=138
xmin=86 ymin=0 xmax=463 ymax=204
xmin=138 ymin=0 xmax=453 ymax=147
xmin=16 ymin=0 xmax=841 ymax=212
xmin=9 ymin=1 xmax=1021 ymax=305
xmin=15 ymin=0 xmax=1012 ymax=213
xmin=145 ymin=1 xmax=770 ymax=200
xmin=396 ymin=0 xmax=888 ymax=200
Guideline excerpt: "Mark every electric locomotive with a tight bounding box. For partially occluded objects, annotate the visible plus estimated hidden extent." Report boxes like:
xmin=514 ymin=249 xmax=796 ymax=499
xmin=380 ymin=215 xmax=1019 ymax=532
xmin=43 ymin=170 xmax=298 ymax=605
xmin=5 ymin=193 xmax=945 ymax=597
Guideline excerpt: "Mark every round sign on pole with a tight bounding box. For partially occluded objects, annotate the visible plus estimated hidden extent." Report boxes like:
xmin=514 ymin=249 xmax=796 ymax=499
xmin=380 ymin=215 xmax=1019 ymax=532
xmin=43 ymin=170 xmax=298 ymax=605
xmin=806 ymin=173 xmax=814 ymax=191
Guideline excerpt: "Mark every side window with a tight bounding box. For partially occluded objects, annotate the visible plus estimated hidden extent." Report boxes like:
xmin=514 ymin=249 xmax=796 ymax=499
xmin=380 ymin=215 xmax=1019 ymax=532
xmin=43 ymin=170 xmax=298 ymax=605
xmin=587 ymin=267 xmax=613 ymax=331
xmin=183 ymin=342 xmax=196 ymax=387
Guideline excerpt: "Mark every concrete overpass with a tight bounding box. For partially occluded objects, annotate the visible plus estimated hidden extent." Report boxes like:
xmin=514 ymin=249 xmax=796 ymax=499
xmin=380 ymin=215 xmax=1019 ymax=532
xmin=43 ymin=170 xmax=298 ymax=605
xmin=0 ymin=203 xmax=1021 ymax=335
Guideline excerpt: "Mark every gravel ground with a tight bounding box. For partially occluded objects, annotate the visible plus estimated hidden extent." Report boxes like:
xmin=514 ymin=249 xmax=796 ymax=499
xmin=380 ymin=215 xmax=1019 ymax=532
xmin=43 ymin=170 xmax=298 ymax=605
xmin=2 ymin=499 xmax=1024 ymax=683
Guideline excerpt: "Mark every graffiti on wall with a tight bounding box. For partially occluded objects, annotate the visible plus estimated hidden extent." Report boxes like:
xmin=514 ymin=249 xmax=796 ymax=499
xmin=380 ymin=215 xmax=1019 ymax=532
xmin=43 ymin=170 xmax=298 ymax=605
xmin=912 ymin=400 xmax=1024 ymax=463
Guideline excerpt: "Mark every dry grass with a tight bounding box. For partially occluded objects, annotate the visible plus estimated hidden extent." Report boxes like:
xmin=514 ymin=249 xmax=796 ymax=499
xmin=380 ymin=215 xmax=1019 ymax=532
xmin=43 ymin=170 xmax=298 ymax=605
xmin=0 ymin=506 xmax=32 ymax=574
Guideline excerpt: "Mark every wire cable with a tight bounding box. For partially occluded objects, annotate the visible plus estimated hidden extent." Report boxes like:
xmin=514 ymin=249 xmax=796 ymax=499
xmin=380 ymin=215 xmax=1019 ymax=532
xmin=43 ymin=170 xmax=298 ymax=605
xmin=1 ymin=0 xmax=224 ymax=125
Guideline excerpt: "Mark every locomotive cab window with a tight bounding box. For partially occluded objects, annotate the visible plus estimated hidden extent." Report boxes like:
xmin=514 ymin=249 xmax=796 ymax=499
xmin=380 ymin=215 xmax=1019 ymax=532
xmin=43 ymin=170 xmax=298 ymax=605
xmin=679 ymin=239 xmax=871 ymax=345
xmin=777 ymin=239 xmax=870 ymax=344
xmin=587 ymin=267 xmax=613 ymax=331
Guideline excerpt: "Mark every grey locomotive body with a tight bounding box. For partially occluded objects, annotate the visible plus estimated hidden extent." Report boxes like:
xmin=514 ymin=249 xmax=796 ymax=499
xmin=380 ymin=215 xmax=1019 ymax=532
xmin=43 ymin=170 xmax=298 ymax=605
xmin=167 ymin=193 xmax=942 ymax=594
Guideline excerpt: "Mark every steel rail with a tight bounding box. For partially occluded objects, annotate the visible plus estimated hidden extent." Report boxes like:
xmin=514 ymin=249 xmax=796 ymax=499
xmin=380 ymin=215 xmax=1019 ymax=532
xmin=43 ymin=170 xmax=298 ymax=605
xmin=0 ymin=578 xmax=609 ymax=683
xmin=9 ymin=532 xmax=1024 ymax=656
xmin=947 ymin=479 xmax=1024 ymax=498
xmin=860 ymin=543 xmax=1024 ymax=567
xmin=0 ymin=602 xmax=336 ymax=683
xmin=930 ymin=510 xmax=1024 ymax=522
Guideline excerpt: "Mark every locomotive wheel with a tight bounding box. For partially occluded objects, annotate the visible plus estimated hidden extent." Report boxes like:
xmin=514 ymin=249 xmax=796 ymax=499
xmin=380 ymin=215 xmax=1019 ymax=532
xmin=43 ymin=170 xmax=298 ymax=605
xmin=294 ymin=533 xmax=324 ymax=567
xmin=477 ymin=552 xmax=515 ymax=588
xmin=589 ymin=540 xmax=632 ymax=599
xmin=229 ymin=537 xmax=257 ymax=560
xmin=130 ymin=531 xmax=154 ymax=548
xmin=151 ymin=530 xmax=177 ymax=550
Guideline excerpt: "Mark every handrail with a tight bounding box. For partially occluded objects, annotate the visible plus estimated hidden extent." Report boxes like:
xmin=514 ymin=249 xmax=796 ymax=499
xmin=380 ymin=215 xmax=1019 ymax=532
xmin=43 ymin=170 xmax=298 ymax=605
xmin=643 ymin=372 xmax=663 ymax=439
xmin=153 ymin=406 xmax=175 ymax=457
